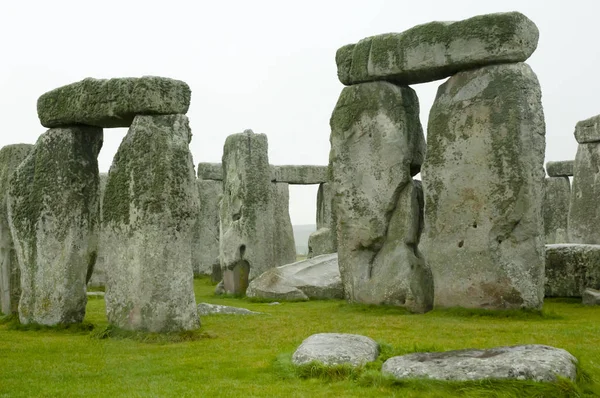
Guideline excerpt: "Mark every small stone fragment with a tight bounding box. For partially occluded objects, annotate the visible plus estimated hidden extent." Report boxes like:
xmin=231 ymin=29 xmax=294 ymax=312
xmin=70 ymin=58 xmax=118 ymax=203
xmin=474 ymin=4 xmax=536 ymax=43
xmin=196 ymin=303 xmax=262 ymax=315
xmin=336 ymin=12 xmax=539 ymax=85
xmin=382 ymin=345 xmax=577 ymax=382
xmin=292 ymin=333 xmax=380 ymax=367
xmin=38 ymin=76 xmax=191 ymax=128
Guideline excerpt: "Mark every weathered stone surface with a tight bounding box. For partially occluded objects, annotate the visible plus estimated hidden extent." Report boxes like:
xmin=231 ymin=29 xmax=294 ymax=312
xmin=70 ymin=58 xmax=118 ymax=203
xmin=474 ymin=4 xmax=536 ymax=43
xmin=583 ymin=288 xmax=600 ymax=305
xmin=38 ymin=76 xmax=191 ymax=128
xmin=292 ymin=333 xmax=379 ymax=366
xmin=329 ymin=81 xmax=432 ymax=313
xmin=196 ymin=303 xmax=262 ymax=315
xmin=421 ymin=63 xmax=545 ymax=310
xmin=546 ymin=160 xmax=573 ymax=177
xmin=7 ymin=128 xmax=102 ymax=325
xmin=270 ymin=165 xmax=328 ymax=185
xmin=568 ymin=142 xmax=600 ymax=243
xmin=197 ymin=162 xmax=223 ymax=181
xmin=308 ymin=228 xmax=335 ymax=259
xmin=543 ymin=177 xmax=570 ymax=244
xmin=574 ymin=114 xmax=600 ymax=144
xmin=337 ymin=12 xmax=538 ymax=86
xmin=88 ymin=172 xmax=108 ymax=288
xmin=545 ymin=244 xmax=600 ymax=297
xmin=246 ymin=253 xmax=342 ymax=301
xmin=102 ymin=114 xmax=199 ymax=332
xmin=193 ymin=179 xmax=222 ymax=276
xmin=220 ymin=131 xmax=295 ymax=295
xmin=382 ymin=345 xmax=577 ymax=382
xmin=0 ymin=144 xmax=33 ymax=315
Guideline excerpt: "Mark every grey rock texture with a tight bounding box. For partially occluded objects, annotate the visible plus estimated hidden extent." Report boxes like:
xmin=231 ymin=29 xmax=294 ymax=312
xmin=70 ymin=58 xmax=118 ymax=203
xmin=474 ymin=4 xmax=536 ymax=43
xmin=87 ymin=172 xmax=108 ymax=288
xmin=543 ymin=177 xmax=570 ymax=244
xmin=193 ymin=179 xmax=222 ymax=276
xmin=545 ymin=244 xmax=600 ymax=297
xmin=382 ymin=345 xmax=577 ymax=382
xmin=582 ymin=288 xmax=600 ymax=305
xmin=574 ymin=114 xmax=600 ymax=144
xmin=246 ymin=253 xmax=342 ymax=301
xmin=0 ymin=144 xmax=33 ymax=315
xmin=219 ymin=130 xmax=295 ymax=295
xmin=270 ymin=165 xmax=328 ymax=185
xmin=308 ymin=183 xmax=337 ymax=258
xmin=421 ymin=63 xmax=546 ymax=310
xmin=292 ymin=333 xmax=380 ymax=367
xmin=568 ymin=142 xmax=600 ymax=244
xmin=197 ymin=162 xmax=223 ymax=181
xmin=546 ymin=161 xmax=573 ymax=177
xmin=7 ymin=128 xmax=102 ymax=325
xmin=101 ymin=114 xmax=199 ymax=332
xmin=196 ymin=302 xmax=262 ymax=315
xmin=329 ymin=81 xmax=433 ymax=313
xmin=38 ymin=76 xmax=191 ymax=128
xmin=271 ymin=182 xmax=297 ymax=267
xmin=336 ymin=12 xmax=538 ymax=86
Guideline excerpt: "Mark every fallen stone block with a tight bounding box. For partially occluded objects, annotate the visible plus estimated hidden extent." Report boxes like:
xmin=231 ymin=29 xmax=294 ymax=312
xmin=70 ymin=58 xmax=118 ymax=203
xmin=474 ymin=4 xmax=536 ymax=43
xmin=382 ymin=345 xmax=577 ymax=382
xmin=337 ymin=12 xmax=538 ymax=85
xmin=196 ymin=303 xmax=262 ymax=315
xmin=38 ymin=76 xmax=191 ymax=128
xmin=292 ymin=333 xmax=379 ymax=367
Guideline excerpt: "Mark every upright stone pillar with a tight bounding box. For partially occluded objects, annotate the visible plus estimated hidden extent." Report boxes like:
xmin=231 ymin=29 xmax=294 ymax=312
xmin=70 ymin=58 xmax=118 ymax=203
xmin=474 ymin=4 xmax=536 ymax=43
xmin=308 ymin=182 xmax=336 ymax=258
xmin=220 ymin=130 xmax=295 ymax=294
xmin=102 ymin=114 xmax=199 ymax=332
xmin=0 ymin=144 xmax=33 ymax=315
xmin=193 ymin=178 xmax=222 ymax=276
xmin=329 ymin=81 xmax=433 ymax=313
xmin=271 ymin=182 xmax=297 ymax=266
xmin=569 ymin=115 xmax=600 ymax=244
xmin=543 ymin=177 xmax=570 ymax=244
xmin=7 ymin=128 xmax=102 ymax=325
xmin=87 ymin=172 xmax=108 ymax=287
xmin=421 ymin=63 xmax=546 ymax=310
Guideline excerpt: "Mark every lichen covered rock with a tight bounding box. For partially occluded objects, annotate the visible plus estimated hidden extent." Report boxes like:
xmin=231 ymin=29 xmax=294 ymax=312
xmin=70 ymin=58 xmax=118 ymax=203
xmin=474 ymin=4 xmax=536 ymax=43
xmin=87 ymin=172 xmax=108 ymax=287
xmin=38 ymin=76 xmax=191 ymax=128
xmin=546 ymin=160 xmax=573 ymax=177
xmin=270 ymin=165 xmax=328 ymax=184
xmin=329 ymin=81 xmax=433 ymax=313
xmin=102 ymin=114 xmax=199 ymax=332
xmin=568 ymin=141 xmax=600 ymax=244
xmin=337 ymin=12 xmax=538 ymax=86
xmin=574 ymin=114 xmax=600 ymax=144
xmin=545 ymin=244 xmax=600 ymax=297
xmin=543 ymin=177 xmax=570 ymax=244
xmin=421 ymin=63 xmax=546 ymax=310
xmin=292 ymin=333 xmax=380 ymax=367
xmin=0 ymin=144 xmax=33 ymax=314
xmin=193 ymin=179 xmax=222 ymax=276
xmin=308 ymin=183 xmax=336 ymax=258
xmin=7 ymin=128 xmax=102 ymax=325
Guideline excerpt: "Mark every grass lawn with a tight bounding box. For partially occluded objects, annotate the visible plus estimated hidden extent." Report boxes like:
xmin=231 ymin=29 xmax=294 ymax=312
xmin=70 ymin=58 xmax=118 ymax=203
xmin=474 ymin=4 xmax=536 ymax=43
xmin=0 ymin=277 xmax=599 ymax=397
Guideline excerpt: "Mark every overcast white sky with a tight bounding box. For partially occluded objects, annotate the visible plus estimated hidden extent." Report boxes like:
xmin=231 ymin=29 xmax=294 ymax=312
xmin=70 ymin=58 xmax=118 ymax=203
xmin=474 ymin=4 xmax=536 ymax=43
xmin=0 ymin=0 xmax=596 ymax=225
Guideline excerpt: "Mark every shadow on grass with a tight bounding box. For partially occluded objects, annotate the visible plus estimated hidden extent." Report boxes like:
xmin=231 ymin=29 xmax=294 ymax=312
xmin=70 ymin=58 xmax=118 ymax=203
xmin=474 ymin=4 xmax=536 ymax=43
xmin=90 ymin=324 xmax=216 ymax=344
xmin=0 ymin=313 xmax=94 ymax=333
xmin=273 ymin=342 xmax=599 ymax=397
xmin=430 ymin=306 xmax=563 ymax=320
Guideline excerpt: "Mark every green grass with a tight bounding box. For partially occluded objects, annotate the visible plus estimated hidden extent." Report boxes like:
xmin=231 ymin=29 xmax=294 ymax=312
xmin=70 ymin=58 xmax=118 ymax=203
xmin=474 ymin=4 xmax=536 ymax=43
xmin=0 ymin=276 xmax=598 ymax=397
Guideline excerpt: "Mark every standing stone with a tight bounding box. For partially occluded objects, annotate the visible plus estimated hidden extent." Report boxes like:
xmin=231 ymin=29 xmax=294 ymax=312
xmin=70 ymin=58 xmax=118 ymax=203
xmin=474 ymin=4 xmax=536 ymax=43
xmin=7 ymin=128 xmax=102 ymax=325
xmin=102 ymin=114 xmax=199 ymax=332
xmin=308 ymin=183 xmax=336 ymax=258
xmin=543 ymin=177 xmax=570 ymax=244
xmin=568 ymin=133 xmax=600 ymax=243
xmin=329 ymin=81 xmax=433 ymax=313
xmin=545 ymin=244 xmax=600 ymax=297
xmin=271 ymin=182 xmax=297 ymax=266
xmin=336 ymin=12 xmax=539 ymax=86
xmin=87 ymin=172 xmax=108 ymax=287
xmin=422 ymin=63 xmax=546 ymax=310
xmin=220 ymin=130 xmax=291 ymax=294
xmin=0 ymin=144 xmax=33 ymax=314
xmin=193 ymin=179 xmax=222 ymax=276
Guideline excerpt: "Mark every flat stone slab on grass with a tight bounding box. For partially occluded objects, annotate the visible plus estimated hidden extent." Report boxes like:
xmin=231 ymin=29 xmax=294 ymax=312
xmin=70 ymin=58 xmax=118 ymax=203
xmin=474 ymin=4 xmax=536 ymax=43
xmin=336 ymin=12 xmax=538 ymax=85
xmin=292 ymin=333 xmax=379 ymax=367
xmin=382 ymin=345 xmax=577 ymax=382
xmin=38 ymin=76 xmax=191 ymax=128
xmin=583 ymin=288 xmax=600 ymax=305
xmin=546 ymin=161 xmax=574 ymax=177
xmin=545 ymin=244 xmax=600 ymax=297
xmin=246 ymin=253 xmax=343 ymax=301
xmin=196 ymin=303 xmax=262 ymax=315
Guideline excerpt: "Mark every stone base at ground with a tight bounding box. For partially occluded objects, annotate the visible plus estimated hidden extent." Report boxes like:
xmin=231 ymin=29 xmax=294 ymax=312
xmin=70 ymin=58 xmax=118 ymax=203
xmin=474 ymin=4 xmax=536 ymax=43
xmin=292 ymin=333 xmax=379 ymax=367
xmin=246 ymin=253 xmax=342 ymax=301
xmin=582 ymin=288 xmax=600 ymax=305
xmin=545 ymin=244 xmax=600 ymax=297
xmin=382 ymin=345 xmax=577 ymax=382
